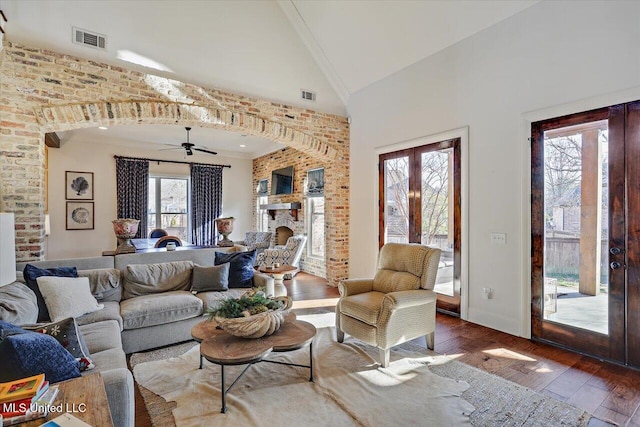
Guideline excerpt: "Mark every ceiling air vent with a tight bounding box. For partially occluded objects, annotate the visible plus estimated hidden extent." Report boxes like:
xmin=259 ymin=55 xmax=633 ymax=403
xmin=72 ymin=27 xmax=106 ymax=50
xmin=301 ymin=89 xmax=316 ymax=102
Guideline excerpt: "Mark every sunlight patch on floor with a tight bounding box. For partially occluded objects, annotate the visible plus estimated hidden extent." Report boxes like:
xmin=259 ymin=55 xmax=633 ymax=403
xmin=482 ymin=348 xmax=537 ymax=362
xmin=292 ymin=298 xmax=339 ymax=309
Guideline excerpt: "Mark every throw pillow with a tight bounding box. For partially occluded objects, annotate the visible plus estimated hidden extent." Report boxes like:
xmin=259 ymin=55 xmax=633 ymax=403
xmin=23 ymin=318 xmax=95 ymax=371
xmin=23 ymin=265 xmax=78 ymax=322
xmin=36 ymin=277 xmax=104 ymax=322
xmin=214 ymin=250 xmax=256 ymax=288
xmin=123 ymin=261 xmax=194 ymax=299
xmin=77 ymin=268 xmax=122 ymax=302
xmin=190 ymin=263 xmax=230 ymax=293
xmin=0 ymin=321 xmax=80 ymax=383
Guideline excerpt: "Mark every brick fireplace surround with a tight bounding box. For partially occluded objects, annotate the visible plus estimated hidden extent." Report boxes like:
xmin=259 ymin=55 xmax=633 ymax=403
xmin=0 ymin=42 xmax=350 ymax=285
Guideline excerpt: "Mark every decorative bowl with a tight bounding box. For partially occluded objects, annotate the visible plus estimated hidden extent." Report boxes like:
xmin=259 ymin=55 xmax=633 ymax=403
xmin=215 ymin=296 xmax=292 ymax=338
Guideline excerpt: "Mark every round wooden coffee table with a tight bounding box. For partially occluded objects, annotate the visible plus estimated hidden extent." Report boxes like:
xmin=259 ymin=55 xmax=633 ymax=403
xmin=196 ymin=314 xmax=316 ymax=413
xmin=258 ymin=265 xmax=297 ymax=297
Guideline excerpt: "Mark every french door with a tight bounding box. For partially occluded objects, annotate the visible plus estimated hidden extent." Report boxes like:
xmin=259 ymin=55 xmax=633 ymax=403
xmin=531 ymin=101 xmax=640 ymax=367
xmin=379 ymin=138 xmax=461 ymax=315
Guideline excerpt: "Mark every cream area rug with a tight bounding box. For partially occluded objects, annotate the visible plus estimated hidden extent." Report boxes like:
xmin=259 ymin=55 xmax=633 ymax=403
xmin=131 ymin=313 xmax=591 ymax=427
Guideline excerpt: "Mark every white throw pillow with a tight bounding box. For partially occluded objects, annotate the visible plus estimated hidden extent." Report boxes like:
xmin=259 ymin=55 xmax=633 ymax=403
xmin=36 ymin=276 xmax=104 ymax=322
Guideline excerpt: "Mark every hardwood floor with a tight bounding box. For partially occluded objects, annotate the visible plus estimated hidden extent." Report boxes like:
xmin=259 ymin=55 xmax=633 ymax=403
xmin=131 ymin=273 xmax=640 ymax=426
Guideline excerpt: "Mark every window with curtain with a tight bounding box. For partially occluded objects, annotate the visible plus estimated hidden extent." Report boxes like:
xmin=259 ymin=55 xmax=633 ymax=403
xmin=148 ymin=176 xmax=189 ymax=240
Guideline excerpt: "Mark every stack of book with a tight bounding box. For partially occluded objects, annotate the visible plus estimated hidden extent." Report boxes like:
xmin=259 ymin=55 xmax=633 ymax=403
xmin=0 ymin=373 xmax=59 ymax=425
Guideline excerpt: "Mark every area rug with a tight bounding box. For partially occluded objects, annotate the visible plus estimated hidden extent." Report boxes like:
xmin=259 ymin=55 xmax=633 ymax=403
xmin=131 ymin=313 xmax=591 ymax=427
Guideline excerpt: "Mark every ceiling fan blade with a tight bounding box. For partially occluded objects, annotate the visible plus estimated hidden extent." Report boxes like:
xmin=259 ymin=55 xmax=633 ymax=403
xmin=158 ymin=147 xmax=184 ymax=151
xmin=193 ymin=147 xmax=218 ymax=155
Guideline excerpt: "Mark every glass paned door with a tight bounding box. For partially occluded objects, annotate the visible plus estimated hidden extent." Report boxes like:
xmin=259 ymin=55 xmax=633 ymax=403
xmin=382 ymin=153 xmax=410 ymax=244
xmin=532 ymin=106 xmax=627 ymax=364
xmin=380 ymin=139 xmax=461 ymax=314
xmin=421 ymin=149 xmax=455 ymax=297
xmin=542 ymin=120 xmax=609 ymax=334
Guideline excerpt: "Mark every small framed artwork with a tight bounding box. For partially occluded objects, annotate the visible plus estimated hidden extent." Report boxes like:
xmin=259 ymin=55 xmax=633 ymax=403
xmin=307 ymin=167 xmax=324 ymax=196
xmin=66 ymin=171 xmax=94 ymax=200
xmin=256 ymin=179 xmax=268 ymax=196
xmin=66 ymin=201 xmax=94 ymax=230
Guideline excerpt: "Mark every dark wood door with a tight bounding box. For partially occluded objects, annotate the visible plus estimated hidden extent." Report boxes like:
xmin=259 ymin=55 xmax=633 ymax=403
xmin=532 ymin=101 xmax=640 ymax=367
xmin=379 ymin=138 xmax=461 ymax=315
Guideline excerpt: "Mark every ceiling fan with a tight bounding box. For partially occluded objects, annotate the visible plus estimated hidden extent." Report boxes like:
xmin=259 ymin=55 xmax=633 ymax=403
xmin=160 ymin=127 xmax=217 ymax=156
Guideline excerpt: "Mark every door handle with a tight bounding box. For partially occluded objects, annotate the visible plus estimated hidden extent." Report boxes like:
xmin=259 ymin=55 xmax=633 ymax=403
xmin=610 ymin=261 xmax=622 ymax=270
xmin=610 ymin=247 xmax=623 ymax=255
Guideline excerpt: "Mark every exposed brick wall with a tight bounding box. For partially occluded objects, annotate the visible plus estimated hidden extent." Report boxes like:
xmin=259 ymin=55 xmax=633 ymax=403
xmin=0 ymin=41 xmax=349 ymax=285
xmin=252 ymin=147 xmax=330 ymax=279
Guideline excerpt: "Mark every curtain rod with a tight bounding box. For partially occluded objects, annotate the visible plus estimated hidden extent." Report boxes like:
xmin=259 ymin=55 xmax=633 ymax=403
xmin=113 ymin=155 xmax=231 ymax=168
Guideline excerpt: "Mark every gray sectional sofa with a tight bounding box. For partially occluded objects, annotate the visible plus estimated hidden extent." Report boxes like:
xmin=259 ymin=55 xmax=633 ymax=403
xmin=1 ymin=247 xmax=274 ymax=427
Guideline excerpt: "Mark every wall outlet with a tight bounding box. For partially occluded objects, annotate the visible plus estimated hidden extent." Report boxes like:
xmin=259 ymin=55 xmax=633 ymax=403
xmin=483 ymin=287 xmax=493 ymax=299
xmin=491 ymin=232 xmax=507 ymax=245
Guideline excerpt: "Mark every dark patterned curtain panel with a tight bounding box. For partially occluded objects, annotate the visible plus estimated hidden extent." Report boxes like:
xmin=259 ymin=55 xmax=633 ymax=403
xmin=115 ymin=157 xmax=149 ymax=238
xmin=190 ymin=164 xmax=223 ymax=246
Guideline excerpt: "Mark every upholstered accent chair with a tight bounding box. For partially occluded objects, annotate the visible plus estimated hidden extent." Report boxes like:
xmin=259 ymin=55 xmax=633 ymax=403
xmin=154 ymin=236 xmax=182 ymax=248
xmin=235 ymin=231 xmax=273 ymax=262
xmin=256 ymin=235 xmax=307 ymax=279
xmin=336 ymin=243 xmax=441 ymax=368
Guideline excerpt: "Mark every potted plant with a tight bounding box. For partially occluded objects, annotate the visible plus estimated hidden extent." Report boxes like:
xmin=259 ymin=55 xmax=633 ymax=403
xmin=208 ymin=288 xmax=292 ymax=338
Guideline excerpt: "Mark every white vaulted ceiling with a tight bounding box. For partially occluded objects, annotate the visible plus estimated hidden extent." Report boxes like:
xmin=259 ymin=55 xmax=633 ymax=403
xmin=1 ymin=0 xmax=537 ymax=156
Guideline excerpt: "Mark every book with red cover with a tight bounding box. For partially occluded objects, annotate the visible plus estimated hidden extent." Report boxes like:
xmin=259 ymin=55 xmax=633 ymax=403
xmin=0 ymin=373 xmax=46 ymax=404
xmin=0 ymin=381 xmax=49 ymax=417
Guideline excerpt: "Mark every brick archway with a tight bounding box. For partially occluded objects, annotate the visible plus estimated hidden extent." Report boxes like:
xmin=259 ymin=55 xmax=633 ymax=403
xmin=34 ymin=101 xmax=339 ymax=162
xmin=0 ymin=42 xmax=350 ymax=285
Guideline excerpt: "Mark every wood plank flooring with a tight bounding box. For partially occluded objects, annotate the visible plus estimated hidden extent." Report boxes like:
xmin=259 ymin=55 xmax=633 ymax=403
xmin=131 ymin=273 xmax=640 ymax=426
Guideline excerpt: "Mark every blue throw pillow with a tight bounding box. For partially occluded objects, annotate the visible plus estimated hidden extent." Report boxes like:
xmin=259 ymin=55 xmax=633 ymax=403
xmin=214 ymin=250 xmax=256 ymax=288
xmin=23 ymin=264 xmax=78 ymax=322
xmin=0 ymin=321 xmax=80 ymax=383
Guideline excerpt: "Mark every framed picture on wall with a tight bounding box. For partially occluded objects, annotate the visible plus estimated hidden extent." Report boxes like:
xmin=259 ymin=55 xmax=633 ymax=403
xmin=307 ymin=167 xmax=324 ymax=196
xmin=66 ymin=201 xmax=94 ymax=230
xmin=66 ymin=171 xmax=94 ymax=200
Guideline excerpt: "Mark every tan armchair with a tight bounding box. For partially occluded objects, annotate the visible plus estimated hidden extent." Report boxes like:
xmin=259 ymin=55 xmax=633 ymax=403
xmin=336 ymin=243 xmax=441 ymax=367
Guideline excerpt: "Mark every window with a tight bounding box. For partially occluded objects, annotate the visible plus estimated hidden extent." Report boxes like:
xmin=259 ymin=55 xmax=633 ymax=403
xmin=148 ymin=177 xmax=189 ymax=240
xmin=307 ymin=197 xmax=325 ymax=258
xmin=257 ymin=196 xmax=269 ymax=232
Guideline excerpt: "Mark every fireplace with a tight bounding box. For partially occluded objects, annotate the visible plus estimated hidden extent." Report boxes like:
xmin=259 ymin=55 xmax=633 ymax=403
xmin=275 ymin=226 xmax=293 ymax=246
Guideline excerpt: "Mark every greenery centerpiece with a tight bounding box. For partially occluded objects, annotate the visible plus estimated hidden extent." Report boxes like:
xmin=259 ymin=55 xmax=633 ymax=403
xmin=208 ymin=288 xmax=292 ymax=338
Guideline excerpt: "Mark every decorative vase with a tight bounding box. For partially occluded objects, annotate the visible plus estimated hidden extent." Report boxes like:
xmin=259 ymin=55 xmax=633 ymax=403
xmin=215 ymin=217 xmax=235 ymax=247
xmin=112 ymin=218 xmax=140 ymax=254
xmin=214 ymin=296 xmax=293 ymax=338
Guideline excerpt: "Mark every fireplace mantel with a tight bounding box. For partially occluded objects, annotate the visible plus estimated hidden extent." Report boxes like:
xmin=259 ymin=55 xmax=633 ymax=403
xmin=259 ymin=202 xmax=302 ymax=221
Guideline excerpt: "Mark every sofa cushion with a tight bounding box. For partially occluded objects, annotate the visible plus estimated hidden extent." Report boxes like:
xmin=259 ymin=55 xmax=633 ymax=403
xmin=36 ymin=276 xmax=104 ymax=322
xmin=0 ymin=321 xmax=80 ymax=383
xmin=23 ymin=317 xmax=94 ymax=371
xmin=23 ymin=264 xmax=78 ymax=322
xmin=77 ymin=268 xmax=122 ymax=302
xmin=339 ymin=291 xmax=386 ymax=326
xmin=0 ymin=281 xmax=38 ymax=325
xmin=195 ymin=288 xmax=248 ymax=312
xmin=79 ymin=320 xmax=123 ymax=355
xmin=214 ymin=250 xmax=256 ymax=288
xmin=191 ymin=263 xmax=230 ymax=293
xmin=123 ymin=261 xmax=194 ymax=299
xmin=87 ymin=347 xmax=128 ymax=373
xmin=120 ymin=291 xmax=203 ymax=330
xmin=76 ymin=301 xmax=123 ymax=331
